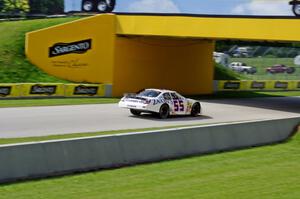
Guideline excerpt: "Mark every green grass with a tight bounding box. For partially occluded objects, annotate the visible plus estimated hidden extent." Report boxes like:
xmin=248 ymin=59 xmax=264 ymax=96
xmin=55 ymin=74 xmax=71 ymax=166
xmin=0 ymin=128 xmax=156 ymax=145
xmin=0 ymin=97 xmax=119 ymax=108
xmin=230 ymin=57 xmax=300 ymax=80
xmin=0 ymin=17 xmax=81 ymax=83
xmin=0 ymin=133 xmax=299 ymax=198
xmin=0 ymin=125 xmax=212 ymax=145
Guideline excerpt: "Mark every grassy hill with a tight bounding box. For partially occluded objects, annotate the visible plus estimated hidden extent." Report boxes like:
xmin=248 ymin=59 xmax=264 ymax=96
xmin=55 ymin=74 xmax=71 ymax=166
xmin=0 ymin=17 xmax=81 ymax=83
xmin=214 ymin=63 xmax=246 ymax=80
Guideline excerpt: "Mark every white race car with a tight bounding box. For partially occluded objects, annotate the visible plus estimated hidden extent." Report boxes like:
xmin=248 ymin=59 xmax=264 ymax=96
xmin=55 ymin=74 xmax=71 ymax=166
xmin=118 ymin=89 xmax=202 ymax=119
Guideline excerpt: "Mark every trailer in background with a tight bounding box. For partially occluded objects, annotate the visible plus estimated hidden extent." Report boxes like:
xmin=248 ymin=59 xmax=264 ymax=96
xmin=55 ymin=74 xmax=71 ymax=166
xmin=64 ymin=0 xmax=116 ymax=13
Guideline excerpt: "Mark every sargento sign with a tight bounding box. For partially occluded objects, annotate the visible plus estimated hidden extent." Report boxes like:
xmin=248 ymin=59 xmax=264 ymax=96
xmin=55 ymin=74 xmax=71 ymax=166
xmin=251 ymin=81 xmax=266 ymax=89
xmin=224 ymin=82 xmax=240 ymax=89
xmin=49 ymin=39 xmax=92 ymax=58
xmin=0 ymin=86 xmax=11 ymax=97
xmin=30 ymin=85 xmax=57 ymax=95
xmin=274 ymin=81 xmax=288 ymax=89
xmin=74 ymin=85 xmax=99 ymax=96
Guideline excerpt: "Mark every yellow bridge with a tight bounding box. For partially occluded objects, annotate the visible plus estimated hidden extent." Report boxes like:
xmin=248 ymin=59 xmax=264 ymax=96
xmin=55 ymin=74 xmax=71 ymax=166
xmin=26 ymin=14 xmax=300 ymax=96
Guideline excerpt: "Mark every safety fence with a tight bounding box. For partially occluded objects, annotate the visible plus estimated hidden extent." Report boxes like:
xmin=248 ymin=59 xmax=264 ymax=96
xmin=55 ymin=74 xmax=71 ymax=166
xmin=0 ymin=83 xmax=112 ymax=98
xmin=216 ymin=80 xmax=300 ymax=91
xmin=0 ymin=117 xmax=299 ymax=183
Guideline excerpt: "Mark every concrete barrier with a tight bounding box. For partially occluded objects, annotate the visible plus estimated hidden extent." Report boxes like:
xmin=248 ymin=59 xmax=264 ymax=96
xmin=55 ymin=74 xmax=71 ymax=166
xmin=0 ymin=117 xmax=299 ymax=183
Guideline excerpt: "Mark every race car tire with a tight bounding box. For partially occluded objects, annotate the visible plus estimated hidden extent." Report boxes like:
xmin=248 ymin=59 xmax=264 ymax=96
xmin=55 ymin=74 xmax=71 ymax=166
xmin=82 ymin=0 xmax=96 ymax=12
xmin=292 ymin=4 xmax=300 ymax=17
xmin=159 ymin=104 xmax=169 ymax=119
xmin=191 ymin=102 xmax=201 ymax=117
xmin=286 ymin=67 xmax=296 ymax=74
xmin=130 ymin=109 xmax=141 ymax=116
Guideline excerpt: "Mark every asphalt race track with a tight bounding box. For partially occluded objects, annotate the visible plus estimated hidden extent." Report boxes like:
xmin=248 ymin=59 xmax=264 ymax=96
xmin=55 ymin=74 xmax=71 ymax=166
xmin=1 ymin=97 xmax=300 ymax=138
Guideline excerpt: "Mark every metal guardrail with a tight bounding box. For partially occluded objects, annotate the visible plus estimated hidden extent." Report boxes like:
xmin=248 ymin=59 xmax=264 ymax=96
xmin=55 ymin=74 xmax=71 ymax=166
xmin=0 ymin=117 xmax=298 ymax=183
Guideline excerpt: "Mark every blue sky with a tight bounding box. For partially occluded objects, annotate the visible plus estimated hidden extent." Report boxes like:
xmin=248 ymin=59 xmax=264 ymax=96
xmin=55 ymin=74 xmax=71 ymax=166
xmin=115 ymin=0 xmax=293 ymax=16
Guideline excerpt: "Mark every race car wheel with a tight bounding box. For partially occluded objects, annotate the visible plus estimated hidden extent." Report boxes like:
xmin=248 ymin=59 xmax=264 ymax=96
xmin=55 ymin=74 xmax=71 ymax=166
xmin=130 ymin=109 xmax=141 ymax=116
xmin=159 ymin=104 xmax=169 ymax=119
xmin=292 ymin=4 xmax=300 ymax=17
xmin=191 ymin=103 xmax=201 ymax=117
xmin=82 ymin=0 xmax=95 ymax=12
xmin=286 ymin=67 xmax=296 ymax=74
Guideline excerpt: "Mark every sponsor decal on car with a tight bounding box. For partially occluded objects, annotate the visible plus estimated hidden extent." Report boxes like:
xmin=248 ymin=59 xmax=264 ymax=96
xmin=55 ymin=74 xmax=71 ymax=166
xmin=49 ymin=39 xmax=92 ymax=58
xmin=224 ymin=82 xmax=240 ymax=89
xmin=274 ymin=81 xmax=288 ymax=89
xmin=74 ymin=85 xmax=98 ymax=96
xmin=173 ymin=100 xmax=184 ymax=112
xmin=251 ymin=81 xmax=266 ymax=89
xmin=30 ymin=85 xmax=57 ymax=95
xmin=153 ymin=99 xmax=166 ymax=105
xmin=187 ymin=101 xmax=192 ymax=113
xmin=0 ymin=86 xmax=11 ymax=97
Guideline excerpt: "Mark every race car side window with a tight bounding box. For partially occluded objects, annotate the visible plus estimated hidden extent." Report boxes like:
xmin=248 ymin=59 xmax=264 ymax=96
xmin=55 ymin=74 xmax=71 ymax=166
xmin=163 ymin=93 xmax=172 ymax=101
xmin=175 ymin=92 xmax=184 ymax=99
xmin=171 ymin=93 xmax=179 ymax=100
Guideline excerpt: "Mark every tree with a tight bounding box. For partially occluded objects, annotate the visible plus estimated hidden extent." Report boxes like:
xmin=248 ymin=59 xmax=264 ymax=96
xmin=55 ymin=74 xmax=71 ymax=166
xmin=3 ymin=0 xmax=29 ymax=14
xmin=29 ymin=0 xmax=64 ymax=14
xmin=0 ymin=0 xmax=4 ymax=12
xmin=46 ymin=0 xmax=64 ymax=14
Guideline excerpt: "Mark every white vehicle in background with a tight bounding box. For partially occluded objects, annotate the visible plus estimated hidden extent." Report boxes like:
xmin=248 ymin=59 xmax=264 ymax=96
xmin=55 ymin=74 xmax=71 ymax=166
xmin=64 ymin=0 xmax=116 ymax=13
xmin=232 ymin=47 xmax=253 ymax=58
xmin=213 ymin=52 xmax=230 ymax=66
xmin=118 ymin=89 xmax=202 ymax=119
xmin=229 ymin=62 xmax=257 ymax=74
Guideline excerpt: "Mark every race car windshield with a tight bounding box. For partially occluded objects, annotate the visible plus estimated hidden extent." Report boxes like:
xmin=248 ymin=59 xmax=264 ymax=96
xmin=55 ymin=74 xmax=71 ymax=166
xmin=138 ymin=90 xmax=161 ymax=98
